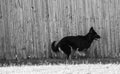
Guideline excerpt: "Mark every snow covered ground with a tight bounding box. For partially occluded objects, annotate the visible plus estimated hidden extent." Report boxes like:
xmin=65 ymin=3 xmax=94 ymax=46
xmin=0 ymin=64 xmax=120 ymax=74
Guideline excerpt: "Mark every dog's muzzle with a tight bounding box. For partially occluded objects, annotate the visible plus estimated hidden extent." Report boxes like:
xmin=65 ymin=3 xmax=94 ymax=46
xmin=95 ymin=35 xmax=101 ymax=40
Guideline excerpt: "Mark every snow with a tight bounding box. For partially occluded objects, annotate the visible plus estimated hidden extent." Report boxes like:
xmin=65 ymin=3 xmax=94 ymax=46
xmin=0 ymin=64 xmax=120 ymax=74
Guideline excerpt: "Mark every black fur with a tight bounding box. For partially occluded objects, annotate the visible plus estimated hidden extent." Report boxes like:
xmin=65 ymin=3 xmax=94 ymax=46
xmin=51 ymin=27 xmax=100 ymax=59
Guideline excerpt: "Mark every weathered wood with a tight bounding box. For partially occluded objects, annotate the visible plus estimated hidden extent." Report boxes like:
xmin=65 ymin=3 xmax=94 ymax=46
xmin=0 ymin=0 xmax=120 ymax=59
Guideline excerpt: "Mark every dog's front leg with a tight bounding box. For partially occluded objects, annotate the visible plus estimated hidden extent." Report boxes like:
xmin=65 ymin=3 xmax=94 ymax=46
xmin=76 ymin=48 xmax=86 ymax=57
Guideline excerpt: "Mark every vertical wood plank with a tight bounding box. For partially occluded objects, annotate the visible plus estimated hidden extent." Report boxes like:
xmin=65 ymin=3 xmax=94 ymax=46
xmin=1 ymin=0 xmax=120 ymax=59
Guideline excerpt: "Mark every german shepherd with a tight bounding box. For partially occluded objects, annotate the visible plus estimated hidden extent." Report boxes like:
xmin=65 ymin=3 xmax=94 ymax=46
xmin=51 ymin=27 xmax=100 ymax=59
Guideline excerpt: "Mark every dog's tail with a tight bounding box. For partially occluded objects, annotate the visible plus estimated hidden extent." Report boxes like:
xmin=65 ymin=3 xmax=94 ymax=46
xmin=51 ymin=41 xmax=59 ymax=53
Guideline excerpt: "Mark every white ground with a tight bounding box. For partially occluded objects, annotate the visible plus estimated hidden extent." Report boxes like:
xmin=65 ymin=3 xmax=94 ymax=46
xmin=0 ymin=64 xmax=120 ymax=74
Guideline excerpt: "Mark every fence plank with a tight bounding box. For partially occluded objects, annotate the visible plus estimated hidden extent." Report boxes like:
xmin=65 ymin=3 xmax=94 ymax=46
xmin=0 ymin=0 xmax=120 ymax=59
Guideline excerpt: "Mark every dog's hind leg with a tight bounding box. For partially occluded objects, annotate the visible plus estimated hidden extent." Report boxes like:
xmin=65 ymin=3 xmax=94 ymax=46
xmin=70 ymin=47 xmax=76 ymax=59
xmin=60 ymin=44 xmax=71 ymax=60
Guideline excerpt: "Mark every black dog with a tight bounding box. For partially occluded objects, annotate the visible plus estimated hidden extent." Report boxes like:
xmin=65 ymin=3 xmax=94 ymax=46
xmin=51 ymin=27 xmax=100 ymax=59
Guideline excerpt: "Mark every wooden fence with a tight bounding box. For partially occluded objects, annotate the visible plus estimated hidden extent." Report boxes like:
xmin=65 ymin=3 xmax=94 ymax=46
xmin=0 ymin=0 xmax=120 ymax=59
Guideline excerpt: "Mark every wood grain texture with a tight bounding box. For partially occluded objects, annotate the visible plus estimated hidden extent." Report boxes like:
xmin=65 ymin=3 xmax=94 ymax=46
xmin=0 ymin=0 xmax=120 ymax=59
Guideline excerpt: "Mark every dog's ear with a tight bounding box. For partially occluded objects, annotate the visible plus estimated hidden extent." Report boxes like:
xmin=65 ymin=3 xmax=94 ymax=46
xmin=90 ymin=27 xmax=93 ymax=30
xmin=89 ymin=27 xmax=94 ymax=33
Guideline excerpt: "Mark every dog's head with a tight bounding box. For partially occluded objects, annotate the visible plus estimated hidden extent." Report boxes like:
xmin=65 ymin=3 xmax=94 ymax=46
xmin=88 ymin=27 xmax=101 ymax=40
